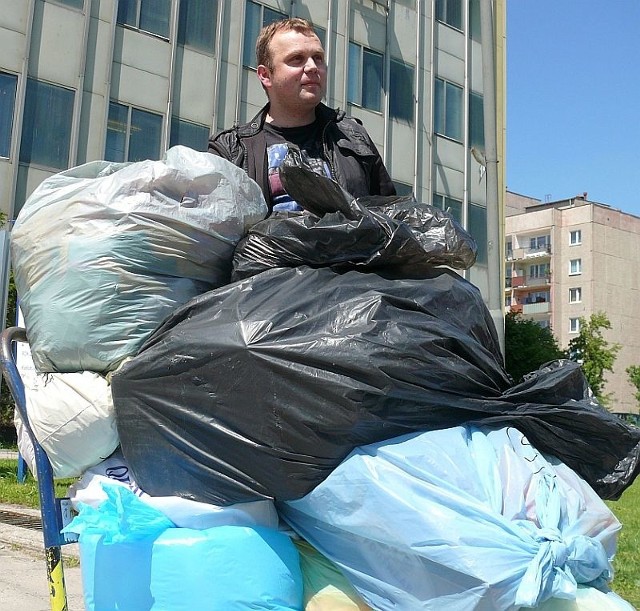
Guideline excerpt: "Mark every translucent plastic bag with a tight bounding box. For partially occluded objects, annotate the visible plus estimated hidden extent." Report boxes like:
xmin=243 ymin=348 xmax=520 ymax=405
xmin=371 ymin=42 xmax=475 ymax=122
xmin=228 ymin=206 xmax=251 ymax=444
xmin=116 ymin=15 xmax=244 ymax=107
xmin=12 ymin=146 xmax=267 ymax=373
xmin=281 ymin=425 xmax=624 ymax=611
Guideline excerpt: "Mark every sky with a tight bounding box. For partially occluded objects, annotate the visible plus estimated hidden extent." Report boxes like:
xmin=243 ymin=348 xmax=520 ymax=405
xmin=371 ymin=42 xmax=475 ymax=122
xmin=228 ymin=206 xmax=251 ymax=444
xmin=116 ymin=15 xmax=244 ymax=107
xmin=506 ymin=1 xmax=640 ymax=217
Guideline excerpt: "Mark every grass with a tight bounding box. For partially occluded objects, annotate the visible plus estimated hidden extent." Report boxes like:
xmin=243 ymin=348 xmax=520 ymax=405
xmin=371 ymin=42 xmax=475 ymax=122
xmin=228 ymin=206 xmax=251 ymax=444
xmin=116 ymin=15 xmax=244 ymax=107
xmin=606 ymin=481 xmax=640 ymax=608
xmin=0 ymin=459 xmax=76 ymax=508
xmin=0 ymin=458 xmax=638 ymax=606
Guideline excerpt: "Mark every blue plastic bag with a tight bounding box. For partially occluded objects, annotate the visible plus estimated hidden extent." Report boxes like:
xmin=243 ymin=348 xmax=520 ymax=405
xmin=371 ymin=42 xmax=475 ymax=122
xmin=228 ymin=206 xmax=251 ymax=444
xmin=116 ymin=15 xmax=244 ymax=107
xmin=281 ymin=425 xmax=622 ymax=611
xmin=65 ymin=485 xmax=303 ymax=610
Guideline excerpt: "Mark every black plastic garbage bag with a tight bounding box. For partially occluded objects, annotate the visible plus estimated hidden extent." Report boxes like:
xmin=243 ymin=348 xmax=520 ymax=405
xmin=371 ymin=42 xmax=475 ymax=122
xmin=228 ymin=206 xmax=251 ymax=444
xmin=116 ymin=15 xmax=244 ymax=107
xmin=111 ymin=265 xmax=640 ymax=506
xmin=231 ymin=151 xmax=477 ymax=281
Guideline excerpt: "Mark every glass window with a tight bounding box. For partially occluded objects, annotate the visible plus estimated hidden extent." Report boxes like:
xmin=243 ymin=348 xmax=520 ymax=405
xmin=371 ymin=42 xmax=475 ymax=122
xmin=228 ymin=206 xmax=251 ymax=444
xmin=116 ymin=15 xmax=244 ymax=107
xmin=117 ymin=0 xmax=170 ymax=38
xmin=468 ymin=202 xmax=487 ymax=264
xmin=569 ymin=287 xmax=582 ymax=303
xmin=434 ymin=78 xmax=462 ymax=141
xmin=469 ymin=91 xmax=484 ymax=149
xmin=390 ymin=59 xmax=414 ymax=123
xmin=348 ymin=43 xmax=383 ymax=112
xmin=529 ymin=263 xmax=549 ymax=278
xmin=469 ymin=0 xmax=481 ymax=40
xmin=0 ymin=72 xmax=18 ymax=158
xmin=243 ymin=1 xmax=288 ymax=67
xmin=393 ymin=181 xmax=413 ymax=196
xmin=435 ymin=0 xmax=462 ymax=30
xmin=170 ymin=117 xmax=210 ymax=150
xmin=570 ymin=229 xmax=582 ymax=245
xmin=569 ymin=317 xmax=580 ymax=333
xmin=105 ymin=102 xmax=162 ymax=162
xmin=20 ymin=79 xmax=74 ymax=170
xmin=529 ymin=235 xmax=550 ymax=251
xmin=433 ymin=193 xmax=462 ymax=224
xmin=57 ymin=0 xmax=84 ymax=8
xmin=178 ymin=0 xmax=217 ymax=51
xmin=569 ymin=258 xmax=582 ymax=275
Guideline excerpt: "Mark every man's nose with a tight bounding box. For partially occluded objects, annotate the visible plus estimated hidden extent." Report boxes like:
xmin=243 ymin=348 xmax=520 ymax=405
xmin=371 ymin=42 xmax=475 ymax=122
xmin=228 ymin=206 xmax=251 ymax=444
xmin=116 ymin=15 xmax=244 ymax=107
xmin=304 ymin=57 xmax=319 ymax=72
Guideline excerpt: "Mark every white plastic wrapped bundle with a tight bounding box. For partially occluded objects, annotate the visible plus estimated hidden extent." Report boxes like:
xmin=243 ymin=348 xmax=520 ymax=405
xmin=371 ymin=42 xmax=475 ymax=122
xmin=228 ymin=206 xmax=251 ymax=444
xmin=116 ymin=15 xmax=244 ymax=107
xmin=11 ymin=146 xmax=267 ymax=373
xmin=15 ymin=370 xmax=118 ymax=479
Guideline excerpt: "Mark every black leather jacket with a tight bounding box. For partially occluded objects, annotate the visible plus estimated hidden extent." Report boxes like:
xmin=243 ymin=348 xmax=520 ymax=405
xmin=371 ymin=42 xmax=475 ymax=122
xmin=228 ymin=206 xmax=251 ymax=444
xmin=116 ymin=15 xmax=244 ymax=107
xmin=208 ymin=103 xmax=396 ymax=208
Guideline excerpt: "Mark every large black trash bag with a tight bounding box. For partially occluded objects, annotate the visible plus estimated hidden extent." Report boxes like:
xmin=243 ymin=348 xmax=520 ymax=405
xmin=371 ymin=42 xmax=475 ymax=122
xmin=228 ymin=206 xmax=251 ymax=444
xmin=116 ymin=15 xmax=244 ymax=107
xmin=111 ymin=265 xmax=640 ymax=506
xmin=231 ymin=151 xmax=477 ymax=281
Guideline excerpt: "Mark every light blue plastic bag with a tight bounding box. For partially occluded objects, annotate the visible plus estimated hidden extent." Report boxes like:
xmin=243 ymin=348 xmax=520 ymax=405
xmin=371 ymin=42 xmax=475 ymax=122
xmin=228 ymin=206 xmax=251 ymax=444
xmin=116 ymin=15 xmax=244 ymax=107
xmin=65 ymin=485 xmax=303 ymax=610
xmin=281 ymin=425 xmax=622 ymax=611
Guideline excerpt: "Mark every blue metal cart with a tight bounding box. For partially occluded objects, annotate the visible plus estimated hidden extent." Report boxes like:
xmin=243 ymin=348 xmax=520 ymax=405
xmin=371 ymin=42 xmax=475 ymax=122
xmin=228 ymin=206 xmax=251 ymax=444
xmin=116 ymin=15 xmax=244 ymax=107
xmin=0 ymin=326 xmax=77 ymax=611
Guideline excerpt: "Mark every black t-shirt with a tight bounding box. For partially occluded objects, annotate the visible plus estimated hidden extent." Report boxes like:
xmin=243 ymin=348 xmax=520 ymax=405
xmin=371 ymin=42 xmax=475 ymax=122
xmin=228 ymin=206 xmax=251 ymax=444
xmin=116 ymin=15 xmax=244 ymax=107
xmin=263 ymin=119 xmax=333 ymax=211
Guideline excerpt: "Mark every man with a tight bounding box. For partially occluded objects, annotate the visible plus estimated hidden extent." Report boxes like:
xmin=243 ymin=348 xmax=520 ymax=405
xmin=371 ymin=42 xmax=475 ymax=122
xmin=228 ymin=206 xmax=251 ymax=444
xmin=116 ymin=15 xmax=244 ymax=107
xmin=208 ymin=18 xmax=395 ymax=211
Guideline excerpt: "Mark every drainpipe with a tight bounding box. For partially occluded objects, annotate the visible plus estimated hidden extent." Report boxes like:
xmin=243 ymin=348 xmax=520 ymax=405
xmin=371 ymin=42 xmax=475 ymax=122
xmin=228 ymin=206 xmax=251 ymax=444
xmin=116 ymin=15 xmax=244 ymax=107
xmin=426 ymin=0 xmax=435 ymax=203
xmin=413 ymin=0 xmax=422 ymax=197
xmin=164 ymin=0 xmax=180 ymax=152
xmin=479 ymin=0 xmax=503 ymax=350
xmin=325 ymin=0 xmax=334 ymax=104
xmin=211 ymin=0 xmax=226 ymax=133
xmin=234 ymin=1 xmax=248 ymax=124
xmin=69 ymin=3 xmax=91 ymax=166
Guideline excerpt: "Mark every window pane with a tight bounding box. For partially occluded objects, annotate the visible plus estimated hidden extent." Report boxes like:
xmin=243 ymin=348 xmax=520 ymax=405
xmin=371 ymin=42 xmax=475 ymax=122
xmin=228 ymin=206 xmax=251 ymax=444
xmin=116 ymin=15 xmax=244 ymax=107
xmin=243 ymin=1 xmax=262 ymax=67
xmin=468 ymin=203 xmax=487 ymax=264
xmin=446 ymin=0 xmax=463 ymax=30
xmin=435 ymin=0 xmax=445 ymax=23
xmin=362 ymin=48 xmax=383 ymax=111
xmin=469 ymin=91 xmax=484 ymax=148
xmin=0 ymin=72 xmax=18 ymax=158
xmin=313 ymin=25 xmax=326 ymax=48
xmin=20 ymin=79 xmax=74 ymax=169
xmin=117 ymin=0 xmax=137 ymax=26
xmin=178 ymin=0 xmax=217 ymax=51
xmin=469 ymin=0 xmax=481 ymax=40
xmin=390 ymin=59 xmax=414 ymax=123
xmin=140 ymin=0 xmax=170 ymax=37
xmin=347 ymin=42 xmax=361 ymax=105
xmin=128 ymin=108 xmax=162 ymax=161
xmin=170 ymin=117 xmax=210 ymax=150
xmin=434 ymin=78 xmax=445 ymax=134
xmin=263 ymin=7 xmax=287 ymax=26
xmin=445 ymin=197 xmax=462 ymax=224
xmin=58 ymin=0 xmax=84 ymax=8
xmin=105 ymin=102 xmax=129 ymax=162
xmin=393 ymin=181 xmax=413 ymax=196
xmin=445 ymin=81 xmax=462 ymax=141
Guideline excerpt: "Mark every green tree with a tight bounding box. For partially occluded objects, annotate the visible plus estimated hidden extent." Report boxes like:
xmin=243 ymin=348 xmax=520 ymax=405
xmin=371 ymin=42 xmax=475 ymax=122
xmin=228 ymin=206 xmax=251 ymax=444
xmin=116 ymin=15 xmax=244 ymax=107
xmin=567 ymin=311 xmax=621 ymax=407
xmin=504 ymin=312 xmax=565 ymax=383
xmin=626 ymin=365 xmax=640 ymax=407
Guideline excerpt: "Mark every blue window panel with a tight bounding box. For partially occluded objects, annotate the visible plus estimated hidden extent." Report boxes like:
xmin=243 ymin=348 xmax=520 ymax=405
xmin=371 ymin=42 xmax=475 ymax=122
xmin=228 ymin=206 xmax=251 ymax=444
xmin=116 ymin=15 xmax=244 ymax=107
xmin=468 ymin=202 xmax=487 ymax=264
xmin=105 ymin=102 xmax=129 ymax=162
xmin=170 ymin=117 xmax=210 ymax=151
xmin=390 ymin=59 xmax=414 ymax=123
xmin=20 ymin=79 xmax=74 ymax=170
xmin=0 ymin=72 xmax=18 ymax=158
xmin=178 ymin=0 xmax=217 ymax=51
xmin=362 ymin=48 xmax=383 ymax=112
xmin=128 ymin=108 xmax=162 ymax=161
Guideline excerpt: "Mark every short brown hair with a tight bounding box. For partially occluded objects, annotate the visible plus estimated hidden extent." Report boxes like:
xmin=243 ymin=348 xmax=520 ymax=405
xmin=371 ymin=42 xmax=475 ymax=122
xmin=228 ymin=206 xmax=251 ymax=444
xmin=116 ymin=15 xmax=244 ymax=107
xmin=255 ymin=18 xmax=319 ymax=70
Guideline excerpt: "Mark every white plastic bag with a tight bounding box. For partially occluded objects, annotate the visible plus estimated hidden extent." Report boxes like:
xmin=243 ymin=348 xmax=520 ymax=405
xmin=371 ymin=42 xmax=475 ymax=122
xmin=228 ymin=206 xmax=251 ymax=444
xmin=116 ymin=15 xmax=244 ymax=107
xmin=68 ymin=450 xmax=280 ymax=530
xmin=12 ymin=146 xmax=267 ymax=373
xmin=282 ymin=425 xmax=623 ymax=611
xmin=14 ymin=370 xmax=118 ymax=479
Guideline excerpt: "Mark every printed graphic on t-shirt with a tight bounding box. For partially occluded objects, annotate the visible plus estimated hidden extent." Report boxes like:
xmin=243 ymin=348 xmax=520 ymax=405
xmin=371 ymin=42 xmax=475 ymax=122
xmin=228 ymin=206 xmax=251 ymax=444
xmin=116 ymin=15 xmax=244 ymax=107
xmin=267 ymin=144 xmax=332 ymax=211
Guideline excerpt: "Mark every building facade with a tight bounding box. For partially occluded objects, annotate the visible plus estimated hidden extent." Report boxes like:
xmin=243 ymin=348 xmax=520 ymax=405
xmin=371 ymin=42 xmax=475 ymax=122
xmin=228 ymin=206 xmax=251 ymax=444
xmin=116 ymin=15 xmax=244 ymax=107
xmin=505 ymin=191 xmax=640 ymax=415
xmin=0 ymin=0 xmax=505 ymax=321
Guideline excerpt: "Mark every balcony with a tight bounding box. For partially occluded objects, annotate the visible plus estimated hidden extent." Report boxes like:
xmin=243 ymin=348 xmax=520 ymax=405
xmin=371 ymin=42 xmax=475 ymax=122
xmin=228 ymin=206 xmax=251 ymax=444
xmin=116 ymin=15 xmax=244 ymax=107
xmin=523 ymin=302 xmax=550 ymax=315
xmin=507 ymin=245 xmax=552 ymax=261
xmin=508 ymin=275 xmax=551 ymax=290
xmin=508 ymin=304 xmax=523 ymax=314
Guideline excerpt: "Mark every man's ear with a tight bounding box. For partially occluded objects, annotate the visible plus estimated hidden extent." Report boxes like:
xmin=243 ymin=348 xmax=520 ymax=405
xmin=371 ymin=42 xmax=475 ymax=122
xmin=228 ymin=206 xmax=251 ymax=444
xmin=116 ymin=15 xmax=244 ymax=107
xmin=257 ymin=65 xmax=271 ymax=89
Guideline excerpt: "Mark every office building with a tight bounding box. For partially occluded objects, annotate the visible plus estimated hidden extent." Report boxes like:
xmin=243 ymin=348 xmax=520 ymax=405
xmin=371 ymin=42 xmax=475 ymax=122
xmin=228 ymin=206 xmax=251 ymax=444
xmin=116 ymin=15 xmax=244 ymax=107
xmin=1 ymin=0 xmax=506 ymax=324
xmin=505 ymin=191 xmax=640 ymax=414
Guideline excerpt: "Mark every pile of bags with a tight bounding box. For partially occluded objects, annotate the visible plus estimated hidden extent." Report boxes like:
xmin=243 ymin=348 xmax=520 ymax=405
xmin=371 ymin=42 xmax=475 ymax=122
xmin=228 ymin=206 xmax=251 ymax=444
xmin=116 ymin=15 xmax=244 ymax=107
xmin=11 ymin=147 xmax=640 ymax=610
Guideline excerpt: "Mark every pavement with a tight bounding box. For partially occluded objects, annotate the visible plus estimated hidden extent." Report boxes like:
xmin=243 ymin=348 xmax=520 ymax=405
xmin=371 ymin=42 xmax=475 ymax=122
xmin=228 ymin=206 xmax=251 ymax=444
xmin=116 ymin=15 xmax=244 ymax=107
xmin=0 ymin=450 xmax=85 ymax=610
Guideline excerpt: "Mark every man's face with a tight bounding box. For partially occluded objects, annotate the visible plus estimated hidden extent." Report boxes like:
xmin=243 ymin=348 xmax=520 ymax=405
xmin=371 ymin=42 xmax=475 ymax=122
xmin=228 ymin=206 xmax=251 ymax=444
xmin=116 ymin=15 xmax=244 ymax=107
xmin=258 ymin=29 xmax=327 ymax=114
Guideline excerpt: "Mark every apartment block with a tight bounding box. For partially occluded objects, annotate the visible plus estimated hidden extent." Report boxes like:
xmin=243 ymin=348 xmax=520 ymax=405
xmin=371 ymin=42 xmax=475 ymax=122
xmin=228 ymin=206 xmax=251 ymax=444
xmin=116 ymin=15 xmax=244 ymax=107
xmin=0 ymin=0 xmax=506 ymax=322
xmin=505 ymin=191 xmax=640 ymax=415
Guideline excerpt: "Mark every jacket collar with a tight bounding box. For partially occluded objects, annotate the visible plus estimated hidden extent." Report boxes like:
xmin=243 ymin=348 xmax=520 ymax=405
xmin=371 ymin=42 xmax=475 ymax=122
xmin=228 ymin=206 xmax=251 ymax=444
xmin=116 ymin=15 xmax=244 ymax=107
xmin=236 ymin=102 xmax=344 ymax=138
